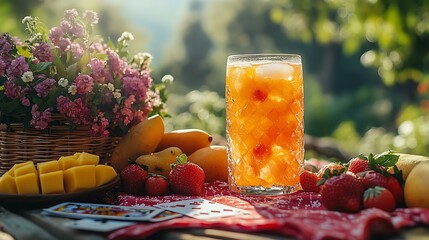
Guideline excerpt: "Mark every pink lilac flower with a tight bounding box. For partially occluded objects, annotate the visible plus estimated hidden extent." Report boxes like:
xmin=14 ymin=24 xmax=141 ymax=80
xmin=87 ymin=58 xmax=107 ymax=83
xmin=56 ymin=96 xmax=91 ymax=125
xmin=0 ymin=34 xmax=13 ymax=55
xmin=21 ymin=97 xmax=30 ymax=106
xmin=0 ymin=59 xmax=6 ymax=76
xmin=49 ymin=27 xmax=64 ymax=46
xmin=64 ymin=9 xmax=79 ymax=21
xmin=30 ymin=105 xmax=52 ymax=130
xmin=70 ymin=23 xmax=86 ymax=38
xmin=82 ymin=10 xmax=99 ymax=26
xmin=89 ymin=42 xmax=105 ymax=53
xmin=59 ymin=20 xmax=72 ymax=34
xmin=120 ymin=107 xmax=134 ymax=125
xmin=11 ymin=36 xmax=22 ymax=46
xmin=4 ymin=81 xmax=22 ymax=99
xmin=90 ymin=112 xmax=109 ymax=137
xmin=74 ymin=74 xmax=94 ymax=94
xmin=69 ymin=43 xmax=84 ymax=59
xmin=35 ymin=78 xmax=56 ymax=97
xmin=107 ymin=49 xmax=126 ymax=77
xmin=121 ymin=75 xmax=148 ymax=101
xmin=32 ymin=42 xmax=54 ymax=62
xmin=6 ymin=56 xmax=29 ymax=79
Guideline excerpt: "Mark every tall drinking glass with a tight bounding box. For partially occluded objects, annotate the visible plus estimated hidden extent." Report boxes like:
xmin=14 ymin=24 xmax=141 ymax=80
xmin=226 ymin=54 xmax=304 ymax=195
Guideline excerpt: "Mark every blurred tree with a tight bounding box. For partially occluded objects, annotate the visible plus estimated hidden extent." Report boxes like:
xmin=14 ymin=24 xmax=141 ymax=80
xmin=270 ymin=0 xmax=429 ymax=96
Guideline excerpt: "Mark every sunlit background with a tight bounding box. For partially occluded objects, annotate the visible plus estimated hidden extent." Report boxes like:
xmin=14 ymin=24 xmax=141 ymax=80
xmin=2 ymin=0 xmax=429 ymax=160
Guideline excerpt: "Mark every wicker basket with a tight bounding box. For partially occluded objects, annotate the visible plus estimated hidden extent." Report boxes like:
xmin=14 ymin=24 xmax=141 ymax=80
xmin=0 ymin=124 xmax=121 ymax=175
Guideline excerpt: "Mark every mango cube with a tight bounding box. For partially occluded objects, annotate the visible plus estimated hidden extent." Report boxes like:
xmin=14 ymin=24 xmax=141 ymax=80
xmin=0 ymin=175 xmax=17 ymax=194
xmin=14 ymin=163 xmax=37 ymax=177
xmin=77 ymin=152 xmax=100 ymax=166
xmin=64 ymin=165 xmax=96 ymax=193
xmin=58 ymin=155 xmax=78 ymax=170
xmin=39 ymin=171 xmax=65 ymax=194
xmin=95 ymin=165 xmax=117 ymax=186
xmin=37 ymin=160 xmax=60 ymax=174
xmin=7 ymin=161 xmax=34 ymax=176
xmin=15 ymin=173 xmax=40 ymax=195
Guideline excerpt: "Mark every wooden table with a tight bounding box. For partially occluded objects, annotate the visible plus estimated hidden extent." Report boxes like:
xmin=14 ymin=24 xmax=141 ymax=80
xmin=1 ymin=205 xmax=429 ymax=240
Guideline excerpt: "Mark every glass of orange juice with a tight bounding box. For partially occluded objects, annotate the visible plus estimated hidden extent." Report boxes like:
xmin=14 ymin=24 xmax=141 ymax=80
xmin=225 ymin=54 xmax=304 ymax=195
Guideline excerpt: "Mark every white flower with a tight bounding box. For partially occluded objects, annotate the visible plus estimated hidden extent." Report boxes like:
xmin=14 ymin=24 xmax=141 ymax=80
xmin=68 ymin=85 xmax=77 ymax=95
xmin=161 ymin=74 xmax=174 ymax=84
xmin=106 ymin=83 xmax=115 ymax=92
xmin=22 ymin=16 xmax=33 ymax=24
xmin=58 ymin=78 xmax=68 ymax=87
xmin=21 ymin=71 xmax=34 ymax=83
xmin=113 ymin=89 xmax=121 ymax=99
xmin=118 ymin=32 xmax=134 ymax=43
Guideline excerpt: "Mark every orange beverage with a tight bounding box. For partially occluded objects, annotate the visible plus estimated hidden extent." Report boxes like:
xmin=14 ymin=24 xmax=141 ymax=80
xmin=226 ymin=54 xmax=304 ymax=195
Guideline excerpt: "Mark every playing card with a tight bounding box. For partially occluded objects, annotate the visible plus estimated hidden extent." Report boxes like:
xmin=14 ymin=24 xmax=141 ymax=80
xmin=154 ymin=198 xmax=249 ymax=220
xmin=147 ymin=209 xmax=183 ymax=222
xmin=64 ymin=218 xmax=135 ymax=232
xmin=43 ymin=202 xmax=162 ymax=221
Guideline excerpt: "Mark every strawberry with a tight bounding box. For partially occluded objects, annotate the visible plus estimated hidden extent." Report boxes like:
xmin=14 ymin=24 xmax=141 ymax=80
xmin=145 ymin=174 xmax=169 ymax=196
xmin=363 ymin=186 xmax=396 ymax=212
xmin=320 ymin=173 xmax=364 ymax=213
xmin=299 ymin=171 xmax=321 ymax=193
xmin=361 ymin=171 xmax=403 ymax=206
xmin=120 ymin=163 xmax=149 ymax=195
xmin=347 ymin=157 xmax=370 ymax=173
xmin=169 ymin=154 xmax=205 ymax=196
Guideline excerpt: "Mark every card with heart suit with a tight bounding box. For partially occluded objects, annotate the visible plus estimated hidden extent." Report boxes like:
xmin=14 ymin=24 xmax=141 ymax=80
xmin=154 ymin=198 xmax=250 ymax=220
xmin=43 ymin=202 xmax=162 ymax=221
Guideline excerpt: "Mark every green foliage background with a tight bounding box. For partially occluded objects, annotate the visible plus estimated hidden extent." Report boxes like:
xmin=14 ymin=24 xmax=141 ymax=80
xmin=1 ymin=0 xmax=429 ymax=159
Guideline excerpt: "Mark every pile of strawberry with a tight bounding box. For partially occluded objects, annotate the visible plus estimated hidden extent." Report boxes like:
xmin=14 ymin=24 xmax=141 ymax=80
xmin=300 ymin=152 xmax=404 ymax=213
xmin=120 ymin=154 xmax=205 ymax=196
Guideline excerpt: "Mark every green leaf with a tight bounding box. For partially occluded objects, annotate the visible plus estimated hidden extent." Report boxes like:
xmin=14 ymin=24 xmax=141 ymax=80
xmin=30 ymin=61 xmax=52 ymax=73
xmin=16 ymin=46 xmax=31 ymax=58
xmin=66 ymin=62 xmax=78 ymax=80
xmin=176 ymin=154 xmax=188 ymax=164
xmin=374 ymin=153 xmax=399 ymax=168
xmin=0 ymin=101 xmax=20 ymax=114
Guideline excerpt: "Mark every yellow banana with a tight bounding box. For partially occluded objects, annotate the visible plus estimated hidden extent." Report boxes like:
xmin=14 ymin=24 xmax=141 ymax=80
xmin=135 ymin=147 xmax=183 ymax=177
xmin=155 ymin=129 xmax=213 ymax=156
xmin=111 ymin=115 xmax=165 ymax=173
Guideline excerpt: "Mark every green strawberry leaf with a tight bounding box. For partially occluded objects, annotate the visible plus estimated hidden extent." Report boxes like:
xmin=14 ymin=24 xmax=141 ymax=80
xmin=176 ymin=154 xmax=188 ymax=164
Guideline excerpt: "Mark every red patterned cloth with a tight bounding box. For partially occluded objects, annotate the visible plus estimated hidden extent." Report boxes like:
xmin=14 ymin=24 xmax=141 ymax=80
xmin=107 ymin=181 xmax=429 ymax=240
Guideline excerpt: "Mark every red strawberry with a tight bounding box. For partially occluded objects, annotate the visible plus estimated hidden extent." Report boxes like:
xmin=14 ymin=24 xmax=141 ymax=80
xmin=120 ymin=164 xmax=149 ymax=195
xmin=145 ymin=174 xmax=169 ymax=196
xmin=169 ymin=154 xmax=205 ymax=196
xmin=361 ymin=171 xmax=403 ymax=206
xmin=299 ymin=171 xmax=321 ymax=193
xmin=320 ymin=173 xmax=364 ymax=213
xmin=348 ymin=157 xmax=370 ymax=173
xmin=363 ymin=186 xmax=396 ymax=212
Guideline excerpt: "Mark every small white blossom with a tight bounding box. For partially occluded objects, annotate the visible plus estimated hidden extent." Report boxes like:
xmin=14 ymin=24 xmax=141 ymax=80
xmin=152 ymin=96 xmax=162 ymax=107
xmin=118 ymin=32 xmax=134 ymax=42
xmin=68 ymin=85 xmax=77 ymax=95
xmin=107 ymin=83 xmax=115 ymax=92
xmin=21 ymin=71 xmax=34 ymax=83
xmin=113 ymin=89 xmax=121 ymax=99
xmin=161 ymin=74 xmax=174 ymax=84
xmin=58 ymin=78 xmax=68 ymax=87
xmin=133 ymin=52 xmax=153 ymax=66
xmin=22 ymin=16 xmax=33 ymax=24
